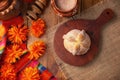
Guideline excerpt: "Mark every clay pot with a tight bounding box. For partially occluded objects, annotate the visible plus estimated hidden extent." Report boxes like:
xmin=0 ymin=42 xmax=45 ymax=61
xmin=51 ymin=0 xmax=78 ymax=17
xmin=0 ymin=0 xmax=21 ymax=20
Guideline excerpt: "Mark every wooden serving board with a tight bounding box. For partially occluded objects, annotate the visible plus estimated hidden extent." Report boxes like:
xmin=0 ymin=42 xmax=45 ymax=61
xmin=54 ymin=9 xmax=114 ymax=66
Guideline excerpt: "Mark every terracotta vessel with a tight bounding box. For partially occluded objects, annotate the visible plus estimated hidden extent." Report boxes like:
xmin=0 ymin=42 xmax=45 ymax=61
xmin=0 ymin=0 xmax=21 ymax=20
xmin=51 ymin=0 xmax=78 ymax=17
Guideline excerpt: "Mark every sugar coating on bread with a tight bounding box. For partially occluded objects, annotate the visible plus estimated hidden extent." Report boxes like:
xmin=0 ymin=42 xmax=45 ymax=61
xmin=63 ymin=29 xmax=91 ymax=56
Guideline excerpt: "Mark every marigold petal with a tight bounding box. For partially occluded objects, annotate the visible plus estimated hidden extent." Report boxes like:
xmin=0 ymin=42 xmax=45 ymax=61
xmin=0 ymin=63 xmax=16 ymax=80
xmin=30 ymin=18 xmax=46 ymax=37
xmin=8 ymin=24 xmax=28 ymax=44
xmin=29 ymin=40 xmax=46 ymax=60
xmin=19 ymin=67 xmax=40 ymax=80
xmin=4 ymin=44 xmax=25 ymax=63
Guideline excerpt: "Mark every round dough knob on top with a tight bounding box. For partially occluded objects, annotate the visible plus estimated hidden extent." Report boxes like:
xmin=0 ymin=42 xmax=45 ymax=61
xmin=63 ymin=29 xmax=91 ymax=56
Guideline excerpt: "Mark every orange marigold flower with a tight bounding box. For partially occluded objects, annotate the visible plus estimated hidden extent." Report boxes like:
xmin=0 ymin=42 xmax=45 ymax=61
xmin=29 ymin=40 xmax=46 ymax=60
xmin=4 ymin=44 xmax=24 ymax=63
xmin=30 ymin=18 xmax=46 ymax=37
xmin=8 ymin=24 xmax=28 ymax=44
xmin=0 ymin=63 xmax=16 ymax=80
xmin=20 ymin=67 xmax=40 ymax=80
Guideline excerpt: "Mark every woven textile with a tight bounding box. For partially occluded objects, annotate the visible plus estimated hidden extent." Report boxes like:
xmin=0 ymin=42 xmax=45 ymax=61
xmin=32 ymin=0 xmax=120 ymax=80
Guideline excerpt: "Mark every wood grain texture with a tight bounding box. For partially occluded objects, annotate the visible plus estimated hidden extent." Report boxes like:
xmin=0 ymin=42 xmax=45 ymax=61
xmin=54 ymin=9 xmax=114 ymax=66
xmin=40 ymin=0 xmax=103 ymax=79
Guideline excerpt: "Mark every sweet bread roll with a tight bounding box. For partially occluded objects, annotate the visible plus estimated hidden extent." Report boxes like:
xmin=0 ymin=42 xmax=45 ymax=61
xmin=63 ymin=29 xmax=91 ymax=56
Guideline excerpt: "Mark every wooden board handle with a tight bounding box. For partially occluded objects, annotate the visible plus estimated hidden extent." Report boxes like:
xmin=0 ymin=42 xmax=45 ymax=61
xmin=95 ymin=9 xmax=114 ymax=27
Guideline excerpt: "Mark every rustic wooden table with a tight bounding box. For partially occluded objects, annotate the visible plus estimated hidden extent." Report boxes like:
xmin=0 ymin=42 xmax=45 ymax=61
xmin=39 ymin=0 xmax=103 ymax=80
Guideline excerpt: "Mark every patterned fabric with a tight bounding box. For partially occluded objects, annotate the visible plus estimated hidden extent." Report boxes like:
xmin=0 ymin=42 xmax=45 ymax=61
xmin=0 ymin=22 xmax=6 ymax=55
xmin=0 ymin=36 xmax=6 ymax=54
xmin=26 ymin=60 xmax=57 ymax=80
